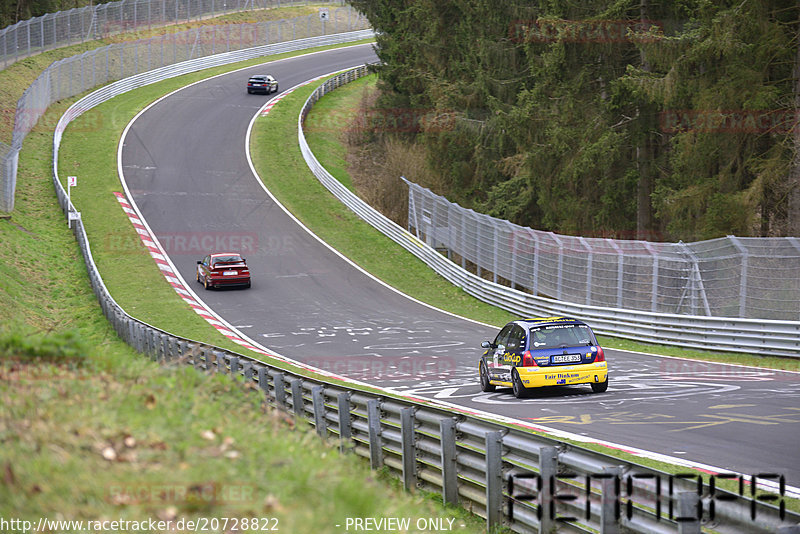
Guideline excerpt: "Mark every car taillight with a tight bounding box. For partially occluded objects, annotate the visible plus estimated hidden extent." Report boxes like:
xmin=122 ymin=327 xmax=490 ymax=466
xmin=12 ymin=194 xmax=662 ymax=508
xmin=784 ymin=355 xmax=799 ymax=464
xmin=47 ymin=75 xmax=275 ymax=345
xmin=594 ymin=347 xmax=605 ymax=362
xmin=522 ymin=351 xmax=536 ymax=367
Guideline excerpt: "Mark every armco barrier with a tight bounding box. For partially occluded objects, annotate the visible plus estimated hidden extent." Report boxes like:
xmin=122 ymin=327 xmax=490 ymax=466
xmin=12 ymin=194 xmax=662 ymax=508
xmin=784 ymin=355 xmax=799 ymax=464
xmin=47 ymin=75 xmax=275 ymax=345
xmin=297 ymin=67 xmax=800 ymax=358
xmin=48 ymin=42 xmax=799 ymax=533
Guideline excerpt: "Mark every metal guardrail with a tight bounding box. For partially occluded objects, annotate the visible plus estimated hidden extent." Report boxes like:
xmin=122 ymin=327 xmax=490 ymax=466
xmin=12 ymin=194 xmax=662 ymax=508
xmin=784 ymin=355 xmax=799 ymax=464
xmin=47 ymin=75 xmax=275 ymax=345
xmin=45 ymin=40 xmax=799 ymax=533
xmin=297 ymin=68 xmax=800 ymax=358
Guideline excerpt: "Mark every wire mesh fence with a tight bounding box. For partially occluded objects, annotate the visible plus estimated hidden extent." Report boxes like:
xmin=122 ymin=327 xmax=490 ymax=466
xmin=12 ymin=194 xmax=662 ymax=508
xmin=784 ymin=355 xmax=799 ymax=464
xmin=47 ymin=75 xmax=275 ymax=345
xmin=406 ymin=181 xmax=800 ymax=321
xmin=0 ymin=0 xmax=347 ymax=70
xmin=0 ymin=5 xmax=368 ymax=212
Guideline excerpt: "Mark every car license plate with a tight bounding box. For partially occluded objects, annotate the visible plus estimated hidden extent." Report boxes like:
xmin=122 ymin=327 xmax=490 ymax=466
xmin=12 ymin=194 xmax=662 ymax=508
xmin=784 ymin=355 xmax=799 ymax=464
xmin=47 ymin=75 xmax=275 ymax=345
xmin=551 ymin=354 xmax=581 ymax=363
xmin=223 ymin=271 xmax=237 ymax=276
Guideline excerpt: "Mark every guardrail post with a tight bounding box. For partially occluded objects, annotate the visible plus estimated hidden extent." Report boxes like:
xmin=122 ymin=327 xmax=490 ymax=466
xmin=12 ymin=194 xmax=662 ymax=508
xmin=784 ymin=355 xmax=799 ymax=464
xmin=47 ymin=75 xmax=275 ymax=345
xmin=147 ymin=329 xmax=157 ymax=361
xmin=677 ymin=492 xmax=701 ymax=534
xmin=229 ymin=355 xmax=240 ymax=377
xmin=367 ymin=399 xmax=383 ymax=469
xmin=158 ymin=333 xmax=168 ymax=362
xmin=215 ymin=351 xmax=227 ymax=374
xmin=188 ymin=344 xmax=200 ymax=371
xmin=485 ymin=431 xmax=503 ymax=530
xmin=337 ymin=392 xmax=351 ymax=453
xmin=538 ymin=446 xmax=557 ymax=534
xmin=242 ymin=360 xmax=253 ymax=383
xmin=193 ymin=346 xmax=204 ymax=370
xmin=142 ymin=328 xmax=151 ymax=359
xmin=273 ymin=372 xmax=286 ymax=409
xmin=400 ymin=407 xmax=416 ymax=491
xmin=132 ymin=322 xmax=141 ymax=351
xmin=290 ymin=379 xmax=304 ymax=417
xmin=312 ymin=385 xmax=326 ymax=437
xmin=257 ymin=366 xmax=271 ymax=402
xmin=176 ymin=340 xmax=187 ymax=362
xmin=600 ymin=467 xmax=621 ymax=534
xmin=440 ymin=418 xmax=458 ymax=505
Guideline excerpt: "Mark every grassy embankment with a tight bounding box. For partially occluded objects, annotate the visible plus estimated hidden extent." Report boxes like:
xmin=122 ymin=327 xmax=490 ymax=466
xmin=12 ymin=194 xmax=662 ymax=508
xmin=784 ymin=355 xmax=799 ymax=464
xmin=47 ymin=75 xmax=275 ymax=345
xmin=0 ymin=9 xmax=486 ymax=533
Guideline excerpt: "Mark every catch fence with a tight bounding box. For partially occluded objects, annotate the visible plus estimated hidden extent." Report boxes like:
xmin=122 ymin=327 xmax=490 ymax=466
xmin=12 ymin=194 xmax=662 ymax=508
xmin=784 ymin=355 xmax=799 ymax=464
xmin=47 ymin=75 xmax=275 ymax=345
xmin=0 ymin=0 xmax=348 ymax=70
xmin=407 ymin=183 xmax=800 ymax=322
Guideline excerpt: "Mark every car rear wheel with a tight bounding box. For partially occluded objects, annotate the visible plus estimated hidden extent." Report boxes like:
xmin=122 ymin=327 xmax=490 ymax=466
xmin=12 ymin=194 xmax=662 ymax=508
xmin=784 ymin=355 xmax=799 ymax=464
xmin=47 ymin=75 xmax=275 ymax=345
xmin=479 ymin=362 xmax=496 ymax=392
xmin=512 ymin=369 xmax=528 ymax=399
xmin=203 ymin=276 xmax=211 ymax=290
xmin=591 ymin=379 xmax=608 ymax=393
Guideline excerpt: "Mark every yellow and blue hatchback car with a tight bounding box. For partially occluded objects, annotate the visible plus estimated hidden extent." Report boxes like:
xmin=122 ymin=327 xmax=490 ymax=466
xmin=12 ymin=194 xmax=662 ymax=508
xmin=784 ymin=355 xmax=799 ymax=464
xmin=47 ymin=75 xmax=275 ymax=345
xmin=479 ymin=317 xmax=608 ymax=398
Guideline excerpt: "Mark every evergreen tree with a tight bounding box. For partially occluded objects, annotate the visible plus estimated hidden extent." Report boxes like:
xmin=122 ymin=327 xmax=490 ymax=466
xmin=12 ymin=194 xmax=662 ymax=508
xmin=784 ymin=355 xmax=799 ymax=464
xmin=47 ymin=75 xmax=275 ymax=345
xmin=349 ymin=0 xmax=800 ymax=240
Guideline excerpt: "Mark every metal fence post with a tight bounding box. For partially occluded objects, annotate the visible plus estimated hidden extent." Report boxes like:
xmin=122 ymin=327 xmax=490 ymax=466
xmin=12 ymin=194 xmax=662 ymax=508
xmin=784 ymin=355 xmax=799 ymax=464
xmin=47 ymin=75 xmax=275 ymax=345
xmin=312 ymin=385 xmax=326 ymax=437
xmin=538 ymin=446 xmax=557 ymax=534
xmin=400 ymin=407 xmax=416 ymax=491
xmin=337 ymin=391 xmax=351 ymax=453
xmin=485 ymin=431 xmax=503 ymax=530
xmin=440 ymin=417 xmax=458 ymax=506
xmin=367 ymin=399 xmax=383 ymax=469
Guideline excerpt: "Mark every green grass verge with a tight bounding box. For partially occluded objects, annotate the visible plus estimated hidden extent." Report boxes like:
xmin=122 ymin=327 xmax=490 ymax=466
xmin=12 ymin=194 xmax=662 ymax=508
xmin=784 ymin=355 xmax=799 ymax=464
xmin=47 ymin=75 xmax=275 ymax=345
xmin=1 ymin=332 xmax=482 ymax=531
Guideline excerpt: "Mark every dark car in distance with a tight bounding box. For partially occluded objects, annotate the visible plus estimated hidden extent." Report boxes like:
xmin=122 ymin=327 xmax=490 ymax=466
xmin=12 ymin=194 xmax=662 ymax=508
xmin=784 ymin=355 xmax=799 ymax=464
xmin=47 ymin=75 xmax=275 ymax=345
xmin=246 ymin=74 xmax=278 ymax=94
xmin=196 ymin=253 xmax=251 ymax=290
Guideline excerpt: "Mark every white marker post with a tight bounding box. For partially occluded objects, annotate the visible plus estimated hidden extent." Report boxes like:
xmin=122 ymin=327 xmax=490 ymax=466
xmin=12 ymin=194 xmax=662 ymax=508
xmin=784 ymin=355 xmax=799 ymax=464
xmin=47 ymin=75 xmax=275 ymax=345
xmin=67 ymin=175 xmax=77 ymax=228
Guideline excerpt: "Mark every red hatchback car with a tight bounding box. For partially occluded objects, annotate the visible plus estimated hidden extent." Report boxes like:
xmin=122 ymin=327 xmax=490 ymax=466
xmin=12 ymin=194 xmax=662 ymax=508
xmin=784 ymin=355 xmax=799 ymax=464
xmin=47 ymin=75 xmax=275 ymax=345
xmin=196 ymin=253 xmax=251 ymax=290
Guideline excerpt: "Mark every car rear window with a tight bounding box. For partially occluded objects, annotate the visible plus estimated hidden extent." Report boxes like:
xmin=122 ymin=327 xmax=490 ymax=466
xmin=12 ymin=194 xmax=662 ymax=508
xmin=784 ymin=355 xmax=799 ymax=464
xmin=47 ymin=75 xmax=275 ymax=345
xmin=530 ymin=324 xmax=593 ymax=348
xmin=213 ymin=255 xmax=244 ymax=265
